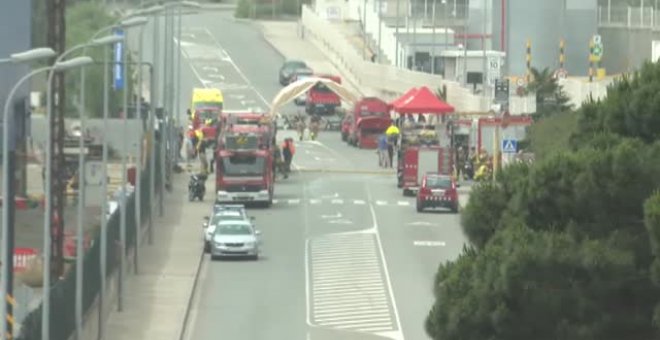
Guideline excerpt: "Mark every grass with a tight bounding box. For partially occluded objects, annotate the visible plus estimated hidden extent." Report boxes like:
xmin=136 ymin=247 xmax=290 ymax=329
xmin=527 ymin=111 xmax=579 ymax=160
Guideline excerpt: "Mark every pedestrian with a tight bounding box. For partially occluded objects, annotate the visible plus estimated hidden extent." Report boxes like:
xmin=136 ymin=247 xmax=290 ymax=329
xmin=281 ymin=138 xmax=295 ymax=179
xmin=377 ymin=134 xmax=389 ymax=168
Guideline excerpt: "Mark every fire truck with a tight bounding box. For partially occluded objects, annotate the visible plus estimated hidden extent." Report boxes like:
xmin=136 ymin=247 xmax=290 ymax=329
xmin=219 ymin=111 xmax=276 ymax=149
xmin=346 ymin=97 xmax=391 ymax=148
xmin=215 ymin=132 xmax=274 ymax=207
xmin=305 ymin=74 xmax=342 ymax=115
xmin=396 ymin=124 xmax=454 ymax=196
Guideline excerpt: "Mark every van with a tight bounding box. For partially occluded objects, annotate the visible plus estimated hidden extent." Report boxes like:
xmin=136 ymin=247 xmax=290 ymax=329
xmin=190 ymin=88 xmax=224 ymax=127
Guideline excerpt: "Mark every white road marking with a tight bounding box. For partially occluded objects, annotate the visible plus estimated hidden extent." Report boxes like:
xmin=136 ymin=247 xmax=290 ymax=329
xmin=375 ymin=200 xmax=387 ymax=206
xmin=321 ymin=212 xmax=342 ymax=219
xmin=397 ymin=201 xmax=411 ymax=206
xmin=307 ymin=233 xmax=397 ymax=334
xmin=413 ymin=240 xmax=446 ymax=247
xmin=327 ymin=219 xmax=353 ymax=225
xmin=331 ymin=199 xmax=344 ymax=204
xmin=354 ymin=200 xmax=366 ymax=205
xmin=288 ymin=199 xmax=301 ymax=205
xmin=407 ymin=221 xmax=433 ymax=226
xmin=309 ymin=199 xmax=321 ymax=204
xmin=271 ymin=199 xmax=279 ymax=204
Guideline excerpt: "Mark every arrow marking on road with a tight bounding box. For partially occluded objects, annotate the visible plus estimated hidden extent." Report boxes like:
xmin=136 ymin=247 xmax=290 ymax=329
xmin=413 ymin=241 xmax=446 ymax=247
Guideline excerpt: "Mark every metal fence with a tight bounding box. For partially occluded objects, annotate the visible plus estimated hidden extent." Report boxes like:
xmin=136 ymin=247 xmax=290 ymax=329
xmin=15 ymin=136 xmax=163 ymax=340
xmin=598 ymin=5 xmax=660 ymax=29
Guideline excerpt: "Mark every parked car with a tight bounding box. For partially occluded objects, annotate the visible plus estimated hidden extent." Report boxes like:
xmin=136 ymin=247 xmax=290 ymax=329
xmin=279 ymin=60 xmax=309 ymax=85
xmin=212 ymin=203 xmax=247 ymax=216
xmin=209 ymin=220 xmax=261 ymax=260
xmin=203 ymin=209 xmax=250 ymax=253
xmin=416 ymin=173 xmax=459 ymax=213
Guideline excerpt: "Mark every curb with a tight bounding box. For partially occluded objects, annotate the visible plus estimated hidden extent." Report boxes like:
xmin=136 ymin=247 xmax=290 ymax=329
xmin=200 ymin=3 xmax=237 ymax=10
xmin=177 ymin=249 xmax=205 ymax=340
xmin=260 ymin=28 xmax=287 ymax=60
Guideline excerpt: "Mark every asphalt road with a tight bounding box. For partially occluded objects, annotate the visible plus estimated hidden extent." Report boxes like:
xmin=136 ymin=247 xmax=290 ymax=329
xmin=179 ymin=11 xmax=468 ymax=340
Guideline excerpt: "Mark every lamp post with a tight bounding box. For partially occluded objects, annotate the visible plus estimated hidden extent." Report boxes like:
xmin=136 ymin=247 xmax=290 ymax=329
xmin=42 ymin=38 xmax=120 ymax=340
xmin=0 ymin=46 xmax=57 ymax=340
xmin=43 ymin=55 xmax=96 ymax=340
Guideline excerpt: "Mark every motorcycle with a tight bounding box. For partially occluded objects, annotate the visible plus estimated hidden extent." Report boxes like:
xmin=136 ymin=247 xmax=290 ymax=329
xmin=188 ymin=173 xmax=207 ymax=201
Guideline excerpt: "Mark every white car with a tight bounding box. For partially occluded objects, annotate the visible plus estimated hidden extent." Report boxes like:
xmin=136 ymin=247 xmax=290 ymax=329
xmin=203 ymin=210 xmax=252 ymax=253
xmin=209 ymin=220 xmax=261 ymax=260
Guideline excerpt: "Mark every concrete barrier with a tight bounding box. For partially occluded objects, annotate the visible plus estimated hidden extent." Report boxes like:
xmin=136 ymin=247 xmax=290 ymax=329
xmin=300 ymin=5 xmax=537 ymax=114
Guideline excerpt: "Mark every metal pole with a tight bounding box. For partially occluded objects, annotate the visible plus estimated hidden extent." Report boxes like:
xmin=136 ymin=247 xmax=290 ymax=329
xmin=98 ymin=44 xmax=110 ymax=340
xmin=363 ymin=0 xmax=367 ymax=60
xmin=462 ymin=4 xmax=468 ymax=86
xmin=377 ymin=0 xmax=382 ymax=63
xmin=75 ymin=57 xmax=87 ymax=340
xmin=431 ymin=0 xmax=436 ymax=74
xmin=149 ymin=15 xmax=159 ymax=245
xmin=395 ymin=0 xmax=400 ymax=66
xmin=2 ymin=67 xmax=49 ymax=340
xmin=412 ymin=16 xmax=417 ymax=70
xmin=134 ymin=26 xmax=144 ymax=275
xmin=482 ymin=0 xmax=488 ymax=106
xmin=176 ymin=5 xmax=183 ymax=163
xmin=43 ymin=66 xmax=57 ymax=340
xmin=160 ymin=8 xmax=168 ymax=216
xmin=118 ymin=25 xmax=129 ymax=313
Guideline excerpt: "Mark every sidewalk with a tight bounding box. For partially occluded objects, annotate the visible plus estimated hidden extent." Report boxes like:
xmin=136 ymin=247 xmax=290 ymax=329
xmin=259 ymin=20 xmax=365 ymax=98
xmin=95 ymin=174 xmax=206 ymax=340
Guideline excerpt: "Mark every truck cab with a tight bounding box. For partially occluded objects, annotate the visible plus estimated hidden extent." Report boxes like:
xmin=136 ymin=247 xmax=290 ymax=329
xmin=305 ymin=74 xmax=341 ymax=115
xmin=215 ymin=133 xmax=274 ymax=207
xmin=347 ymin=97 xmax=391 ymax=148
xmin=399 ymin=145 xmax=453 ymax=196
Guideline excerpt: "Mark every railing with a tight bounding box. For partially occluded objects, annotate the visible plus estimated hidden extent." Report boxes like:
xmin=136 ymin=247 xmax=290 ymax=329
xmin=598 ymin=5 xmax=659 ymax=29
xmin=301 ymin=4 xmax=537 ymax=114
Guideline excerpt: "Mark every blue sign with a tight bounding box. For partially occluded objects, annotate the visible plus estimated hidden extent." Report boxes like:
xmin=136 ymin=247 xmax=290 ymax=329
xmin=113 ymin=28 xmax=125 ymax=90
xmin=502 ymin=138 xmax=518 ymax=153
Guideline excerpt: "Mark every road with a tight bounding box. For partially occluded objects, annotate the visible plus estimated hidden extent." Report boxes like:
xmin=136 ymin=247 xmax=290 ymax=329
xmin=163 ymin=10 xmax=469 ymax=340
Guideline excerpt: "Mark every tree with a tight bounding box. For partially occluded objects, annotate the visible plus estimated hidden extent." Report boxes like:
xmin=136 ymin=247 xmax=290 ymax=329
xmin=527 ymin=67 xmax=572 ymax=119
xmin=426 ymin=225 xmax=659 ymax=340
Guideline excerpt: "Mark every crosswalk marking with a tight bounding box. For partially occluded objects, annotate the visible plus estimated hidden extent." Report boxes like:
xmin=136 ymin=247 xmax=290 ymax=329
xmin=308 ymin=233 xmax=397 ymax=334
xmin=310 ymin=199 xmax=321 ymax=204
xmin=375 ymin=200 xmax=387 ymax=206
xmin=288 ymin=199 xmax=301 ymax=205
xmin=354 ymin=200 xmax=366 ymax=205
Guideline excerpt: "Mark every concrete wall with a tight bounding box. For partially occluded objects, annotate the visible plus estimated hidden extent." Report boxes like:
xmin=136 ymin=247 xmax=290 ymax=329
xmin=489 ymin=0 xmax=597 ymax=77
xmin=0 ymin=0 xmax=32 ymax=149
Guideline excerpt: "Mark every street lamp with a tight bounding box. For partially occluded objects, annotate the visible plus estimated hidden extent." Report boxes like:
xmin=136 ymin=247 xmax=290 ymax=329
xmin=0 ymin=46 xmax=57 ymax=339
xmin=0 ymin=47 xmax=56 ymax=64
xmin=42 ymin=36 xmax=118 ymax=340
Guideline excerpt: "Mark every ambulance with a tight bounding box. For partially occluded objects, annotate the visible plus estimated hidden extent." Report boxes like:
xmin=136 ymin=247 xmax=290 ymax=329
xmin=190 ymin=88 xmax=224 ymax=129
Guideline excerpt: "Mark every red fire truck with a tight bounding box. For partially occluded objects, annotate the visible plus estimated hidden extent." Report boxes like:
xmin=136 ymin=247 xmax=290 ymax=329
xmin=215 ymin=132 xmax=274 ymax=207
xmin=346 ymin=97 xmax=391 ymax=148
xmin=306 ymin=74 xmax=342 ymax=115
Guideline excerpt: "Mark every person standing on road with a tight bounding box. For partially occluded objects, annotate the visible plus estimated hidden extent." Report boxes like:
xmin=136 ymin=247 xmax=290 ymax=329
xmin=385 ymin=122 xmax=400 ymax=168
xmin=377 ymin=134 xmax=389 ymax=168
xmin=281 ymin=138 xmax=295 ymax=179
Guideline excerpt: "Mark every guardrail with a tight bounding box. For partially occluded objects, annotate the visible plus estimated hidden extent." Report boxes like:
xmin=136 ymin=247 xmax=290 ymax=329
xmin=301 ymin=5 xmax=536 ymax=114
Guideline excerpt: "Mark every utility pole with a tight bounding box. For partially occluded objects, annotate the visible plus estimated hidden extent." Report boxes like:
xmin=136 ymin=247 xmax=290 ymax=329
xmin=47 ymin=0 xmax=67 ymax=284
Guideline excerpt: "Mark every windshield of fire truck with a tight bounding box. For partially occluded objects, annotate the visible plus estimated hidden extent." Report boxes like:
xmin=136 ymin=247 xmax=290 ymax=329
xmin=194 ymin=102 xmax=223 ymax=112
xmin=312 ymin=82 xmax=333 ymax=93
xmin=196 ymin=109 xmax=219 ymax=122
xmin=221 ymin=155 xmax=265 ymax=177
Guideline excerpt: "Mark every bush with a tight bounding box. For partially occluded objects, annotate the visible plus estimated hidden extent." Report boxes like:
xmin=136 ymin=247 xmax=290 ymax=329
xmin=235 ymin=0 xmax=252 ymax=18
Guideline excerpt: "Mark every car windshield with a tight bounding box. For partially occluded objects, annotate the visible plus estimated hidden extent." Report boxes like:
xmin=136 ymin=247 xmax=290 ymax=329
xmin=196 ymin=109 xmax=219 ymax=121
xmin=312 ymin=82 xmax=333 ymax=93
xmin=284 ymin=61 xmax=306 ymax=70
xmin=215 ymin=224 xmax=252 ymax=235
xmin=426 ymin=176 xmax=452 ymax=189
xmin=221 ymin=155 xmax=265 ymax=177
xmin=194 ymin=102 xmax=223 ymax=111
xmin=210 ymin=213 xmax=244 ymax=225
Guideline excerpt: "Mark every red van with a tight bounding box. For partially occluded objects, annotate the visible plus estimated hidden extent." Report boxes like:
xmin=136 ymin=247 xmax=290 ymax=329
xmin=416 ymin=173 xmax=459 ymax=213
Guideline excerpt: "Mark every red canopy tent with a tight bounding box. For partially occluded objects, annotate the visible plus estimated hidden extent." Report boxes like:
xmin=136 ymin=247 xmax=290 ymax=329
xmin=393 ymin=86 xmax=454 ymax=114
xmin=389 ymin=87 xmax=418 ymax=108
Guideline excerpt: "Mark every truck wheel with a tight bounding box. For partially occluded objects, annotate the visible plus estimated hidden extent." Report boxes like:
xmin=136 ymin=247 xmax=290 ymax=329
xmin=416 ymin=202 xmax=424 ymax=212
xmin=341 ymin=132 xmax=347 ymax=141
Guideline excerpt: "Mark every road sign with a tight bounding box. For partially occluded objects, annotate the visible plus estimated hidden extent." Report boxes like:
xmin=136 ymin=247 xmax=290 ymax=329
xmin=494 ymin=78 xmax=510 ymax=104
xmin=502 ymin=138 xmax=518 ymax=153
xmin=593 ymin=34 xmax=602 ymax=45
xmin=113 ymin=28 xmax=125 ymax=90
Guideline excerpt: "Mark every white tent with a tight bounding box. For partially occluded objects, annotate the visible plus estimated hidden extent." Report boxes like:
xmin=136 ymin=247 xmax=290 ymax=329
xmin=269 ymin=77 xmax=358 ymax=116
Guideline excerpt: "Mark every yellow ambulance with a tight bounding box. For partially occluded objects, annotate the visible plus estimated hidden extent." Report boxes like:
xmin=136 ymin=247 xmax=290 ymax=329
xmin=190 ymin=88 xmax=224 ymax=125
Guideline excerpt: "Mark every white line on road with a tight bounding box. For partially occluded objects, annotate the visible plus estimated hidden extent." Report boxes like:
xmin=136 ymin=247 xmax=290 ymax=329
xmin=407 ymin=221 xmax=434 ymax=226
xmin=310 ymin=199 xmax=321 ymax=204
xmin=327 ymin=219 xmax=353 ymax=225
xmin=354 ymin=200 xmax=366 ymax=205
xmin=397 ymin=201 xmax=411 ymax=206
xmin=271 ymin=199 xmax=279 ymax=204
xmin=375 ymin=200 xmax=387 ymax=206
xmin=288 ymin=199 xmax=301 ymax=205
xmin=413 ymin=240 xmax=446 ymax=247
xmin=331 ymin=199 xmax=344 ymax=204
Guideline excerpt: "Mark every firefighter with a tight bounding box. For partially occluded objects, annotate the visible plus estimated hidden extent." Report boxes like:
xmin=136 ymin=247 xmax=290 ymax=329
xmin=385 ymin=122 xmax=400 ymax=168
xmin=281 ymin=138 xmax=295 ymax=179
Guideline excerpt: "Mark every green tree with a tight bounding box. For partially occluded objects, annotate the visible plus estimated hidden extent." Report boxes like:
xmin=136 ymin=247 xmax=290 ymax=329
xmin=527 ymin=67 xmax=572 ymax=119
